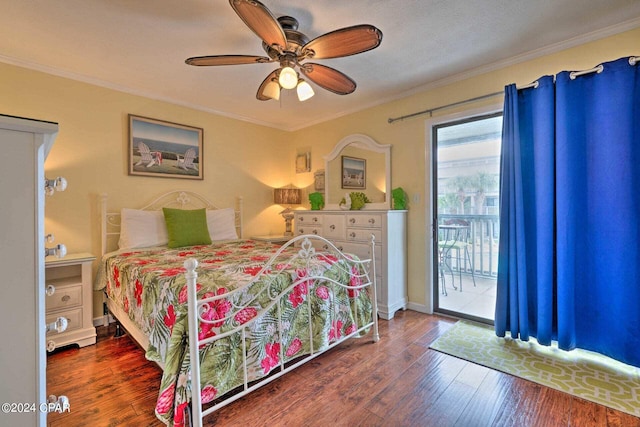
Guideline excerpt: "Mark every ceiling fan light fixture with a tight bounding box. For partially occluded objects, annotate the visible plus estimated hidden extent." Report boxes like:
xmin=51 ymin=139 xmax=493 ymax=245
xmin=264 ymin=80 xmax=280 ymax=100
xmin=187 ymin=2 xmax=383 ymax=101
xmin=279 ymin=66 xmax=298 ymax=89
xmin=296 ymin=79 xmax=314 ymax=101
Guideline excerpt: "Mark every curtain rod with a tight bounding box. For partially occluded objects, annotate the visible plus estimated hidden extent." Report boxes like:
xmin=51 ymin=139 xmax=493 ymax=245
xmin=387 ymin=91 xmax=503 ymax=124
xmin=388 ymin=56 xmax=639 ymax=124
xmin=387 ymin=80 xmax=541 ymax=124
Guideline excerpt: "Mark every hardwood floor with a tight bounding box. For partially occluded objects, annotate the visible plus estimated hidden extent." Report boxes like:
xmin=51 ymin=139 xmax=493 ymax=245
xmin=46 ymin=311 xmax=640 ymax=426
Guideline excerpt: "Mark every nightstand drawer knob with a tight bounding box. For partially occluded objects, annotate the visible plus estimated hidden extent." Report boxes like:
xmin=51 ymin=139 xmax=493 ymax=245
xmin=350 ymin=218 xmax=356 ymax=224
xmin=313 ymin=230 xmax=318 ymax=234
xmin=312 ymin=217 xmax=318 ymax=222
xmin=323 ymin=244 xmax=329 ymax=250
xmin=61 ymin=295 xmax=71 ymax=303
xmin=45 ymin=285 xmax=56 ymax=296
xmin=299 ymin=217 xmax=304 ymax=222
xmin=350 ymin=232 xmax=356 ymax=238
xmin=368 ymin=218 xmax=375 ymax=224
xmin=299 ymin=228 xmax=304 ymax=234
xmin=330 ymin=225 xmax=335 ymax=230
xmin=46 ymin=317 xmax=68 ymax=334
xmin=47 ymin=340 xmax=56 ymax=352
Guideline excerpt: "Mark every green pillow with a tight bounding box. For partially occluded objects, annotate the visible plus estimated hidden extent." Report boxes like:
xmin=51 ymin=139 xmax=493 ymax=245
xmin=162 ymin=208 xmax=212 ymax=248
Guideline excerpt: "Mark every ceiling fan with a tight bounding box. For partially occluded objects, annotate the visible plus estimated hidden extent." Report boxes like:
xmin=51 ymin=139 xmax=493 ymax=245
xmin=185 ymin=0 xmax=383 ymax=102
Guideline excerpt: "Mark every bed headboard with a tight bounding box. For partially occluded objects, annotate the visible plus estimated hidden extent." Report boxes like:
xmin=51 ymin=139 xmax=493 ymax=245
xmin=100 ymin=191 xmax=243 ymax=256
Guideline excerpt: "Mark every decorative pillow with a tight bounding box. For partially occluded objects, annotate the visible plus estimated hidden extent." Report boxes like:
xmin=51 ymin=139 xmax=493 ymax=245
xmin=206 ymin=208 xmax=239 ymax=241
xmin=118 ymin=208 xmax=169 ymax=249
xmin=162 ymin=208 xmax=212 ymax=248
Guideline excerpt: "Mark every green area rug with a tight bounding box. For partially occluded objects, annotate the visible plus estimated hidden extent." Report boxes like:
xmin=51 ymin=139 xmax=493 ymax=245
xmin=430 ymin=320 xmax=640 ymax=417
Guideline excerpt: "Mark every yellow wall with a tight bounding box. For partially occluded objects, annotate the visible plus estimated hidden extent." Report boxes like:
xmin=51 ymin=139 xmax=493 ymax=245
xmin=288 ymin=27 xmax=640 ymax=313
xmin=1 ymin=26 xmax=638 ymax=320
xmin=0 ymin=63 xmax=294 ymax=315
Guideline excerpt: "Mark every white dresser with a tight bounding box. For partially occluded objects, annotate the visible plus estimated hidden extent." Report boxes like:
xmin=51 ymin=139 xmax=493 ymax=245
xmin=294 ymin=210 xmax=407 ymax=320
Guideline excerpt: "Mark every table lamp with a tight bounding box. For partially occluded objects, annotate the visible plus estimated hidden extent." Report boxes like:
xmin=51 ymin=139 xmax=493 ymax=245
xmin=274 ymin=187 xmax=302 ymax=236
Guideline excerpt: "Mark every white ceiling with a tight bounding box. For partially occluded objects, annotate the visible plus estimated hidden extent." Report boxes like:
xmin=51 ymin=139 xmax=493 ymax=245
xmin=2 ymin=0 xmax=640 ymax=131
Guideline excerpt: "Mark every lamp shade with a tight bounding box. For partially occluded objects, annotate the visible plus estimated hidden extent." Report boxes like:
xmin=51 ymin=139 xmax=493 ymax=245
xmin=279 ymin=66 xmax=298 ymax=89
xmin=296 ymin=80 xmax=314 ymax=101
xmin=263 ymin=80 xmax=280 ymax=100
xmin=274 ymin=187 xmax=302 ymax=205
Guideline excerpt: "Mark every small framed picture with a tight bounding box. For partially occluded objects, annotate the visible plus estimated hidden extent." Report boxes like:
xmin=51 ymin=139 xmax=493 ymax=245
xmin=129 ymin=115 xmax=203 ymax=180
xmin=296 ymin=152 xmax=311 ymax=173
xmin=341 ymin=156 xmax=366 ymax=189
xmin=314 ymin=169 xmax=325 ymax=192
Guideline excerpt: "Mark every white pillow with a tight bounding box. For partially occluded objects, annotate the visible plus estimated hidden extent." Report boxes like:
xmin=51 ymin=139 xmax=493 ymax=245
xmin=119 ymin=208 xmax=169 ymax=249
xmin=206 ymin=208 xmax=238 ymax=241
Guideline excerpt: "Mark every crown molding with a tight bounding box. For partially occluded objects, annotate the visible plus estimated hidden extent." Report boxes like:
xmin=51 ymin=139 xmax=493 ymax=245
xmin=1 ymin=17 xmax=638 ymax=132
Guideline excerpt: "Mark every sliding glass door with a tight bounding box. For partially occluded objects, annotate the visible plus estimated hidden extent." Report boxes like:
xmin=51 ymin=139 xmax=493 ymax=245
xmin=432 ymin=111 xmax=502 ymax=323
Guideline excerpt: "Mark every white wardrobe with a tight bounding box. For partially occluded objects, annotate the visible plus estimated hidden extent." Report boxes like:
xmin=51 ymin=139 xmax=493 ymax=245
xmin=0 ymin=115 xmax=58 ymax=426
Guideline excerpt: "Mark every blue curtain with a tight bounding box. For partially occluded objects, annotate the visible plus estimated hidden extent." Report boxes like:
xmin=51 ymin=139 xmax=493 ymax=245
xmin=496 ymin=57 xmax=640 ymax=367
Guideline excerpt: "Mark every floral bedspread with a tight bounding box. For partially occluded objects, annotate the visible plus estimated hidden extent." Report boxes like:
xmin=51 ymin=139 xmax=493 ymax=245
xmin=95 ymin=239 xmax=373 ymax=426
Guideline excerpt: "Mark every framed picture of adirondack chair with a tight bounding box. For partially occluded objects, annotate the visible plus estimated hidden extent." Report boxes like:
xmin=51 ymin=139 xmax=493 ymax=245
xmin=128 ymin=114 xmax=203 ymax=180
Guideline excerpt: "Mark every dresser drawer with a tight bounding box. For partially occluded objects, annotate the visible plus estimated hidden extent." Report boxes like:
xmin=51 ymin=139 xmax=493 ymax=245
xmin=46 ymin=307 xmax=82 ymax=335
xmin=46 ymin=285 xmax=82 ymax=311
xmin=341 ymin=242 xmax=382 ymax=266
xmin=296 ymin=213 xmax=323 ymax=225
xmin=323 ymin=215 xmax=345 ymax=239
xmin=347 ymin=214 xmax=382 ymax=228
xmin=347 ymin=228 xmax=382 ymax=243
xmin=296 ymin=225 xmax=323 ymax=237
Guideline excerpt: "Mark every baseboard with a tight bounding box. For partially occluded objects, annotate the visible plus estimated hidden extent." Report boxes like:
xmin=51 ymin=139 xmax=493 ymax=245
xmin=93 ymin=315 xmax=114 ymax=327
xmin=406 ymin=302 xmax=431 ymax=314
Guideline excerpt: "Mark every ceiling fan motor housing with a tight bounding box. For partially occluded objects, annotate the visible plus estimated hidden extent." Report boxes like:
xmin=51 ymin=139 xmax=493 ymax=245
xmin=262 ymin=16 xmax=309 ymax=59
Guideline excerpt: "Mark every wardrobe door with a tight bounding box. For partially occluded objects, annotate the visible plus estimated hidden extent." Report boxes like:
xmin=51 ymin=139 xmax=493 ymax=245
xmin=0 ymin=116 xmax=58 ymax=427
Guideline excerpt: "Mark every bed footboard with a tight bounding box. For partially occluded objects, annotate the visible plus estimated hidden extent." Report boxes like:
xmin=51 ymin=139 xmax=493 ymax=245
xmin=184 ymin=234 xmax=379 ymax=427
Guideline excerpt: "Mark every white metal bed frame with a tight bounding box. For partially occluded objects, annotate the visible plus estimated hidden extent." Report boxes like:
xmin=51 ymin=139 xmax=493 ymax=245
xmin=98 ymin=191 xmax=379 ymax=426
xmin=185 ymin=234 xmax=379 ymax=426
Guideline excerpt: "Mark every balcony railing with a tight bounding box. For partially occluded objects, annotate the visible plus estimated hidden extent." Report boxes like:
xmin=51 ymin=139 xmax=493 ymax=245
xmin=438 ymin=214 xmax=499 ymax=278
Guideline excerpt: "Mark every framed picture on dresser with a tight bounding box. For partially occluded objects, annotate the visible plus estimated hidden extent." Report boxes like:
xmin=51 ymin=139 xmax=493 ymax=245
xmin=341 ymin=155 xmax=366 ymax=189
xmin=128 ymin=114 xmax=203 ymax=180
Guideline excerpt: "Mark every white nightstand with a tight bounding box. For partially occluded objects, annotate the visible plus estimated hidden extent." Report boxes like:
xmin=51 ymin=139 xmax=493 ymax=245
xmin=45 ymin=252 xmax=96 ymax=350
xmin=250 ymin=235 xmax=291 ymax=245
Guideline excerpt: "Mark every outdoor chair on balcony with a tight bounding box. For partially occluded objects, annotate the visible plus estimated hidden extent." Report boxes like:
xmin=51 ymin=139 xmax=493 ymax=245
xmin=438 ymin=219 xmax=476 ymax=295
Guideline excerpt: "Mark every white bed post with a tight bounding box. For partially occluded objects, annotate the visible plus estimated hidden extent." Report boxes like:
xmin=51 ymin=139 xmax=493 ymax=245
xmin=185 ymin=259 xmax=203 ymax=427
xmin=100 ymin=193 xmax=109 ymax=327
xmin=370 ymin=235 xmax=380 ymax=342
xmin=100 ymin=193 xmax=108 ymax=257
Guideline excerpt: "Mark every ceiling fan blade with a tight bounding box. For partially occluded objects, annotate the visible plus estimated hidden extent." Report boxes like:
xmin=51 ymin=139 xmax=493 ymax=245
xmin=302 ymin=25 xmax=382 ymax=60
xmin=185 ymin=55 xmax=272 ymax=66
xmin=230 ymin=0 xmax=287 ymax=50
xmin=256 ymin=70 xmax=279 ymax=101
xmin=300 ymin=63 xmax=356 ymax=95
